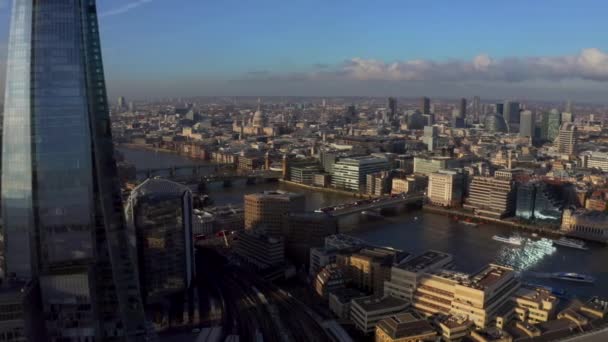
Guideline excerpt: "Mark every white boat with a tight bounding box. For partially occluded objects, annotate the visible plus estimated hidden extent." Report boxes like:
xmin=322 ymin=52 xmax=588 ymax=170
xmin=551 ymin=272 xmax=595 ymax=283
xmin=492 ymin=235 xmax=523 ymax=246
xmin=553 ymin=237 xmax=588 ymax=250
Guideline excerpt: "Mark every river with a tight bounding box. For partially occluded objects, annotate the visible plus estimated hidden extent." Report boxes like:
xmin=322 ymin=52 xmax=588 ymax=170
xmin=118 ymin=146 xmax=608 ymax=299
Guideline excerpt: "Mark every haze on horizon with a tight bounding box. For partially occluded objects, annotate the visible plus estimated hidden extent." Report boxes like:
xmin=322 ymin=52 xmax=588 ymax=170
xmin=1 ymin=0 xmax=608 ymax=102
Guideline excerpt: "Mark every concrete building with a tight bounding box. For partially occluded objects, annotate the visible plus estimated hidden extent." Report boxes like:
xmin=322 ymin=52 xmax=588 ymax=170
xmin=234 ymin=229 xmax=285 ymax=271
xmin=314 ymin=264 xmax=348 ymax=298
xmin=413 ymin=156 xmax=456 ymax=175
xmin=464 ymin=176 xmax=516 ymax=219
xmin=285 ymin=213 xmax=338 ymax=268
xmin=290 ymin=165 xmax=322 ymax=185
xmin=422 ymin=126 xmax=439 ymax=152
xmin=244 ymin=191 xmax=305 ymax=237
xmin=512 ymin=286 xmax=559 ymax=324
xmin=338 ymin=248 xmax=407 ymax=296
xmin=309 ymin=235 xmax=367 ymax=277
xmin=351 ymin=296 xmax=410 ymax=334
xmin=367 ymin=171 xmax=393 ymax=196
xmin=581 ymin=152 xmax=608 ymax=171
xmin=555 ymin=123 xmax=577 ymax=155
xmin=328 ymin=288 xmax=367 ymax=320
xmin=391 ymin=175 xmax=428 ymax=195
xmin=412 ymin=265 xmax=521 ymax=328
xmin=375 ymin=313 xmax=436 ymax=342
xmin=427 ymin=170 xmax=464 ymax=207
xmin=561 ymin=209 xmax=608 ymax=242
xmin=332 ymin=156 xmax=391 ymax=192
xmin=384 ymin=251 xmax=453 ymax=301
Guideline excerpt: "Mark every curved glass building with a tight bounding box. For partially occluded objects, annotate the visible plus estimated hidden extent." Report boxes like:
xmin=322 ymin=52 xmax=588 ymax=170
xmin=484 ymin=113 xmax=509 ymax=133
xmin=2 ymin=1 xmax=149 ymax=340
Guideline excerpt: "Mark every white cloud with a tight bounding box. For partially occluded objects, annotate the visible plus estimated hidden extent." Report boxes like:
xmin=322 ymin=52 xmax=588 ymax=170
xmin=100 ymin=0 xmax=153 ymax=18
xmin=249 ymin=48 xmax=608 ymax=84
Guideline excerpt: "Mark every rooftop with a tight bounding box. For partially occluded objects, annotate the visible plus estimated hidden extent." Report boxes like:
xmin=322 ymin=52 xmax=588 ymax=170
xmin=377 ymin=313 xmax=436 ymax=339
xmin=396 ymin=250 xmax=452 ymax=273
xmin=468 ymin=264 xmax=514 ymax=290
xmin=352 ymin=295 xmax=409 ymax=313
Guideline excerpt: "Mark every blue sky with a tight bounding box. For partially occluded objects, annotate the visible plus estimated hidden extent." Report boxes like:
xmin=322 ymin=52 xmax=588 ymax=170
xmin=2 ymin=0 xmax=608 ymax=101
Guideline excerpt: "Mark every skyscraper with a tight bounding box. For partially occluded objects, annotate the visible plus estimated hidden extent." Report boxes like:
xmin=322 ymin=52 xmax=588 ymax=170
xmin=519 ymin=110 xmax=535 ymax=138
xmin=504 ymin=101 xmax=520 ymax=132
xmin=2 ymin=1 xmax=149 ymax=340
xmin=420 ymin=97 xmax=431 ymax=114
xmin=472 ymin=96 xmax=481 ymax=121
xmin=495 ymin=103 xmax=504 ymax=116
xmin=459 ymin=98 xmax=467 ymax=116
xmin=541 ymin=109 xmax=562 ymax=142
xmin=387 ymin=97 xmax=397 ymax=122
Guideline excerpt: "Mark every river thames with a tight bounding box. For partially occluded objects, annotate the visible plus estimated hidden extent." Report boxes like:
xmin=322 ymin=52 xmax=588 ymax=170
xmin=119 ymin=147 xmax=608 ymax=299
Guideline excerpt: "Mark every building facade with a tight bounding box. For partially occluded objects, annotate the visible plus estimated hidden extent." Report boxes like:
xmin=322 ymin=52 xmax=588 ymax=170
xmin=331 ymin=156 xmax=391 ymax=192
xmin=464 ymin=177 xmax=516 ymax=219
xmin=244 ymin=191 xmax=305 ymax=237
xmin=427 ymin=170 xmax=464 ymax=207
xmin=1 ymin=1 xmax=149 ymax=339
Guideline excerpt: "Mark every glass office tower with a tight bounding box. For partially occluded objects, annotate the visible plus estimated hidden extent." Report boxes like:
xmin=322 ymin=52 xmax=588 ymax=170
xmin=2 ymin=1 xmax=149 ymax=340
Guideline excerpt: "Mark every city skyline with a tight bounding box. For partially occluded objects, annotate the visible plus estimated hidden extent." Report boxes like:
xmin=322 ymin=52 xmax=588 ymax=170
xmin=2 ymin=0 xmax=608 ymax=101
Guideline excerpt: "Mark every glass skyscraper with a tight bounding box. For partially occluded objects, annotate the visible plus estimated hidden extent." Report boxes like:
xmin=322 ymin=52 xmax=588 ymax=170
xmin=2 ymin=1 xmax=149 ymax=340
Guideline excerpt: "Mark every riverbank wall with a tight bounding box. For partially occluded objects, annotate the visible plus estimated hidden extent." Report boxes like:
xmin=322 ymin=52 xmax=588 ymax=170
xmin=422 ymin=205 xmax=567 ymax=238
xmin=279 ymin=179 xmax=375 ymax=199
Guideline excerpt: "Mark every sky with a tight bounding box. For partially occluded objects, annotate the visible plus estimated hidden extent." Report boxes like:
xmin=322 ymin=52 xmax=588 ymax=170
xmin=2 ymin=0 xmax=608 ymax=101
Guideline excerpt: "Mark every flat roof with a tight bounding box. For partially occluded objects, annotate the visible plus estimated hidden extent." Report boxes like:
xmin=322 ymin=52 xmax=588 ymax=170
xmin=469 ymin=264 xmax=514 ymax=289
xmin=377 ymin=313 xmax=436 ymax=339
xmin=397 ymin=250 xmax=452 ymax=273
xmin=328 ymin=288 xmax=367 ymax=304
xmin=353 ymin=295 xmax=409 ymax=312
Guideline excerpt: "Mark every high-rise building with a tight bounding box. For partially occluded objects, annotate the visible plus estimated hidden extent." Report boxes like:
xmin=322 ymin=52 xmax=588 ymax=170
xmin=459 ymin=98 xmax=467 ymax=116
xmin=118 ymin=96 xmax=126 ymax=109
xmin=503 ymin=101 xmax=520 ymax=132
xmin=472 ymin=96 xmax=481 ymax=121
xmin=244 ymin=191 xmax=305 ymax=236
xmin=519 ymin=110 xmax=535 ymax=138
xmin=125 ymin=179 xmax=195 ymax=310
xmin=422 ymin=126 xmax=439 ymax=151
xmin=1 ymin=1 xmax=149 ymax=340
xmin=541 ymin=109 xmax=562 ymax=142
xmin=420 ymin=97 xmax=431 ymax=114
xmin=495 ymin=103 xmax=504 ymax=116
xmin=387 ymin=97 xmax=397 ymax=122
xmin=556 ymin=122 xmax=577 ymax=155
xmin=285 ymin=213 xmax=338 ymax=268
xmin=451 ymin=109 xmax=465 ymax=128
xmin=561 ymin=111 xmax=573 ymax=123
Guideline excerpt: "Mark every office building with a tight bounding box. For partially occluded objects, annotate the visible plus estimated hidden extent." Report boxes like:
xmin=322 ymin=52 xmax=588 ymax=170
xmin=234 ymin=229 xmax=285 ymax=270
xmin=338 ymin=248 xmax=407 ymax=296
xmin=412 ymin=265 xmax=520 ymax=328
xmin=472 ymin=96 xmax=481 ymax=120
xmin=350 ymin=296 xmax=410 ymax=334
xmin=452 ymin=110 xmax=465 ymax=128
xmin=581 ymin=152 xmax=608 ymax=171
xmin=555 ymin=123 xmax=577 ymax=155
xmin=244 ymin=191 xmax=305 ymax=236
xmin=427 ymin=170 xmax=464 ymax=207
xmin=125 ymin=179 xmax=194 ymax=306
xmin=388 ymin=97 xmax=397 ymax=122
xmin=309 ymin=234 xmax=367 ymax=276
xmin=512 ymin=286 xmax=558 ymax=324
xmin=332 ymin=156 xmax=391 ymax=192
xmin=561 ymin=210 xmax=608 ymax=242
xmin=375 ymin=313 xmax=437 ymax=342
xmin=420 ymin=97 xmax=431 ymax=114
xmin=503 ymin=101 xmax=520 ymax=132
xmin=314 ymin=264 xmax=348 ymax=298
xmin=459 ymin=98 xmax=467 ymax=116
xmin=542 ymin=110 xmax=562 ymax=142
xmin=561 ymin=112 xmax=573 ymax=123
xmin=285 ymin=213 xmax=338 ymax=268
xmin=384 ymin=251 xmax=453 ymax=301
xmin=1 ymin=1 xmax=148 ymax=339
xmin=290 ymin=165 xmax=322 ymax=185
xmin=392 ymin=175 xmax=428 ymax=194
xmin=117 ymin=96 xmax=126 ymax=110
xmin=0 ymin=282 xmax=45 ymax=342
xmin=495 ymin=103 xmax=504 ymax=116
xmin=422 ymin=126 xmax=439 ymax=152
xmin=328 ymin=288 xmax=367 ymax=320
xmin=413 ymin=156 xmax=456 ymax=175
xmin=464 ymin=176 xmax=516 ymax=219
xmin=485 ymin=113 xmax=509 ymax=133
xmin=519 ymin=110 xmax=535 ymax=138
xmin=366 ymin=171 xmax=393 ymax=196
